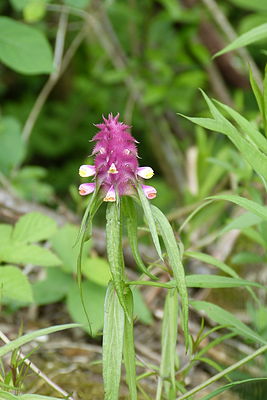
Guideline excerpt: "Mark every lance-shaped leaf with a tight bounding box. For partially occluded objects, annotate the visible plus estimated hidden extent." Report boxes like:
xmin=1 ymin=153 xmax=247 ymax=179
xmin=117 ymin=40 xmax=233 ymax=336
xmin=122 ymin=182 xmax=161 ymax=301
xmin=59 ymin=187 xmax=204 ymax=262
xmin=103 ymin=282 xmax=125 ymax=400
xmin=122 ymin=196 xmax=157 ymax=280
xmin=152 ymin=205 xmax=189 ymax=349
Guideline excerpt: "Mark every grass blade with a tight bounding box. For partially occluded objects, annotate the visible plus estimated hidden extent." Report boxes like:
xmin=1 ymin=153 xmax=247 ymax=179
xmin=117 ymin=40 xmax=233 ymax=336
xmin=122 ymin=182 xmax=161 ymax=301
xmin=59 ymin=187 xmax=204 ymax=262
xmin=191 ymin=300 xmax=266 ymax=344
xmin=0 ymin=324 xmax=80 ymax=357
xmin=152 ymin=205 xmax=189 ymax=349
xmin=214 ymin=23 xmax=267 ymax=57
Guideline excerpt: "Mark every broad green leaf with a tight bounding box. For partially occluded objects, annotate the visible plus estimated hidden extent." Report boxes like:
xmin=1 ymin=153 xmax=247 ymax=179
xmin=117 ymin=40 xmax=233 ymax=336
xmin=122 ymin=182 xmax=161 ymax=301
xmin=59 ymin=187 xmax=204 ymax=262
xmin=200 ymin=378 xmax=267 ymax=400
xmin=67 ymin=281 xmax=106 ymax=336
xmin=220 ymin=212 xmax=262 ymax=235
xmin=0 ymin=392 xmax=17 ymax=400
xmin=0 ymin=17 xmax=53 ymax=74
xmin=12 ymin=212 xmax=57 ymax=243
xmin=152 ymin=206 xmax=189 ymax=348
xmin=51 ymin=224 xmax=91 ymax=273
xmin=186 ymin=274 xmax=264 ymax=289
xmin=103 ymin=283 xmax=125 ymax=400
xmin=33 ymin=267 xmax=73 ymax=305
xmin=123 ymin=288 xmax=137 ymax=400
xmin=156 ymin=289 xmax=178 ymax=400
xmin=264 ymin=64 xmax=267 ymax=131
xmin=0 ymin=323 xmax=80 ymax=357
xmin=0 ymin=265 xmax=33 ymax=303
xmin=106 ymin=202 xmax=129 ymax=320
xmin=0 ymin=117 xmax=25 ymax=173
xmin=191 ymin=300 xmax=266 ymax=344
xmin=136 ymin=185 xmax=162 ymax=260
xmin=215 ymin=23 xmax=267 ymax=57
xmin=0 ymin=224 xmax=13 ymax=247
xmin=82 ymin=257 xmax=111 ymax=287
xmin=209 ymin=194 xmax=267 ymax=221
xmin=0 ymin=243 xmax=62 ymax=267
xmin=122 ymin=196 xmax=157 ymax=280
xmin=9 ymin=0 xmax=32 ymax=10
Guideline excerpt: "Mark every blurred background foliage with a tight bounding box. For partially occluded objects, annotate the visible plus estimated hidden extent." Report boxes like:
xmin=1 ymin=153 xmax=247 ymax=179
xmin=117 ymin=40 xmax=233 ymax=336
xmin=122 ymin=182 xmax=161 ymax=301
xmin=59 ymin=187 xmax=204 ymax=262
xmin=1 ymin=0 xmax=266 ymax=213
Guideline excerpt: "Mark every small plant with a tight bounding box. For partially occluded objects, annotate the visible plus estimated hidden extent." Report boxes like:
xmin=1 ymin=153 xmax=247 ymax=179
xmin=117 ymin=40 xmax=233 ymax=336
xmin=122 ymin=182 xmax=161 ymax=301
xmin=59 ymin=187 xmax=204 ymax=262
xmin=77 ymin=113 xmax=189 ymax=399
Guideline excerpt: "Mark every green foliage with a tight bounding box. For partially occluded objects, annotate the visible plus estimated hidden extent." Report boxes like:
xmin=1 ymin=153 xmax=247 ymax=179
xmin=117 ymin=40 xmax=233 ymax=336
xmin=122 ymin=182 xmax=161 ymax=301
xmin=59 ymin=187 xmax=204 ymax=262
xmin=0 ymin=117 xmax=25 ymax=174
xmin=103 ymin=282 xmax=125 ymax=400
xmin=0 ymin=265 xmax=33 ymax=304
xmin=0 ymin=17 xmax=53 ymax=74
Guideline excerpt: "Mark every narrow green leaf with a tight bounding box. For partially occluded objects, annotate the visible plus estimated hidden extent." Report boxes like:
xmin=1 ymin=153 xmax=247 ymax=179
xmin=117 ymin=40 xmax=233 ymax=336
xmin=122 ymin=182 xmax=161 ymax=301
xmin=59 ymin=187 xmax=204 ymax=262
xmin=209 ymin=194 xmax=267 ymax=221
xmin=0 ymin=265 xmax=33 ymax=303
xmin=185 ymin=251 xmax=239 ymax=278
xmin=152 ymin=206 xmax=189 ymax=349
xmin=123 ymin=288 xmax=137 ymax=400
xmin=21 ymin=395 xmax=66 ymax=400
xmin=214 ymin=23 xmax=267 ymax=57
xmin=191 ymin=300 xmax=266 ymax=344
xmin=136 ymin=185 xmax=162 ymax=260
xmin=12 ymin=212 xmax=57 ymax=243
xmin=122 ymin=196 xmax=157 ymax=280
xmin=103 ymin=282 xmax=125 ymax=400
xmin=249 ymin=66 xmax=265 ymax=121
xmin=264 ymin=64 xmax=267 ymax=133
xmin=0 ymin=323 xmax=80 ymax=357
xmin=156 ymin=289 xmax=178 ymax=400
xmin=214 ymin=99 xmax=267 ymax=154
xmin=200 ymin=378 xmax=267 ymax=400
xmin=106 ymin=202 xmax=129 ymax=320
xmin=220 ymin=212 xmax=262 ymax=235
xmin=0 ymin=16 xmax=53 ymax=74
xmin=186 ymin=274 xmax=264 ymax=289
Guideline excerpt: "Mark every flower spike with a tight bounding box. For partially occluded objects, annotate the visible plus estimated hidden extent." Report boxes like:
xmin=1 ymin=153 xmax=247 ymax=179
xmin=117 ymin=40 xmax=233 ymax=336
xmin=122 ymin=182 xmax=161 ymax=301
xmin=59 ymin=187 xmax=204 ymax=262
xmin=78 ymin=114 xmax=157 ymax=201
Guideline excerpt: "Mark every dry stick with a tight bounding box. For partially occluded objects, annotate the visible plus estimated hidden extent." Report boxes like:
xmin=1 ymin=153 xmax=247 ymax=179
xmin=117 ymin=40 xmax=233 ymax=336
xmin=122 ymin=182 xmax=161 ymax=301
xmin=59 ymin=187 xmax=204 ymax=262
xmin=22 ymin=13 xmax=86 ymax=144
xmin=0 ymin=330 xmax=74 ymax=400
xmin=201 ymin=0 xmax=263 ymax=87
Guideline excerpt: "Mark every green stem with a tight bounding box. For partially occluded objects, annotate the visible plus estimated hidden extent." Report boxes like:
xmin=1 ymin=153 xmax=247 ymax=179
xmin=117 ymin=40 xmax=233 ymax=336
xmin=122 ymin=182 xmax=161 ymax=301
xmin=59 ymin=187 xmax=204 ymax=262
xmin=126 ymin=280 xmax=175 ymax=289
xmin=177 ymin=343 xmax=267 ymax=399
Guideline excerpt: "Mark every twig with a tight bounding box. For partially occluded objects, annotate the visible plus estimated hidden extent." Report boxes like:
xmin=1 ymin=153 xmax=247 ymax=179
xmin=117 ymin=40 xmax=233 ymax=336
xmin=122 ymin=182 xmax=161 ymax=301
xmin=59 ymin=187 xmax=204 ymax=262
xmin=21 ymin=12 xmax=86 ymax=143
xmin=0 ymin=330 xmax=74 ymax=400
xmin=201 ymin=0 xmax=263 ymax=87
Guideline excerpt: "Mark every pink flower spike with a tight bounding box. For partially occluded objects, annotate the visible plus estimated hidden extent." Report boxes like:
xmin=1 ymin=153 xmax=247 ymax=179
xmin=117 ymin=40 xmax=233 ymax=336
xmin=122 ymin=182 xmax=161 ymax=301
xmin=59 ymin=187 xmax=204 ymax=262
xmin=79 ymin=164 xmax=96 ymax=177
xmin=79 ymin=183 xmax=96 ymax=196
xmin=142 ymin=184 xmax=157 ymax=199
xmin=104 ymin=185 xmax=116 ymax=202
xmin=137 ymin=166 xmax=154 ymax=179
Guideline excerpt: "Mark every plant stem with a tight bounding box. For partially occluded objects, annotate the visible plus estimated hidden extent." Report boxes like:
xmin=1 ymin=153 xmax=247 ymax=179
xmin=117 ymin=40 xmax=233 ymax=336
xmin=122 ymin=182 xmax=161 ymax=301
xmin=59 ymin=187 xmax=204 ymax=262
xmin=176 ymin=343 xmax=267 ymax=399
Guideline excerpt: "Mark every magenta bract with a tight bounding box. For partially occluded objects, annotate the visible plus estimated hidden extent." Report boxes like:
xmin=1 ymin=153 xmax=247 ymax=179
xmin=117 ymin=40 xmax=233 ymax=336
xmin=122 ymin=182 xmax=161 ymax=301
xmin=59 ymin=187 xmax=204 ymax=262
xmin=79 ymin=114 xmax=156 ymax=201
